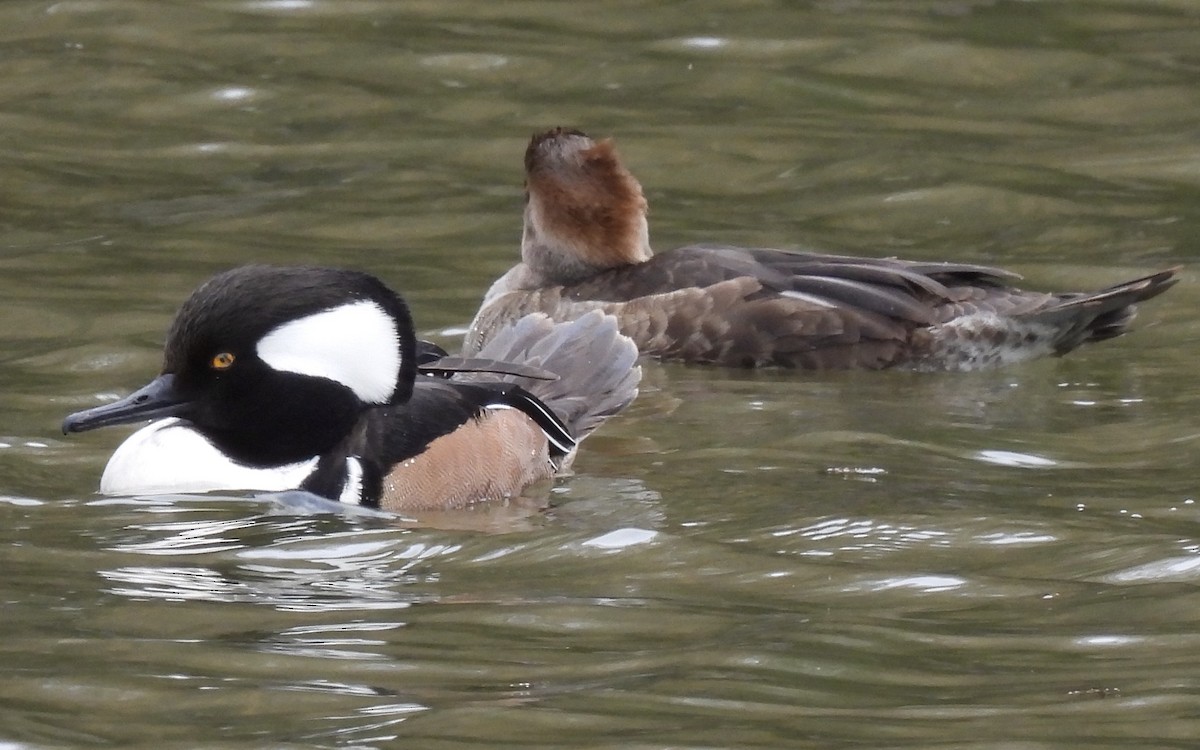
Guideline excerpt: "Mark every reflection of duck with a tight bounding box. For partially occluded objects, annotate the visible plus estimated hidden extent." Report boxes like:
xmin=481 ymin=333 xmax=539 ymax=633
xmin=467 ymin=127 xmax=1179 ymax=371
xmin=63 ymin=265 xmax=640 ymax=510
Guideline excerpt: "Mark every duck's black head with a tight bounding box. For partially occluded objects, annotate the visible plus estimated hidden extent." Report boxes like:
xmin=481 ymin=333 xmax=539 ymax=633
xmin=63 ymin=265 xmax=418 ymax=466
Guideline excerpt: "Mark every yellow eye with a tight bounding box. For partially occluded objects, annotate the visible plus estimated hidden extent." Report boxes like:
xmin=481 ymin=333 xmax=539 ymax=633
xmin=210 ymin=352 xmax=236 ymax=370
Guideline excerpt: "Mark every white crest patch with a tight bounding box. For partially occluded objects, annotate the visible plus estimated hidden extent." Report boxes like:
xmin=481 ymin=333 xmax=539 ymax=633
xmin=99 ymin=418 xmax=318 ymax=496
xmin=257 ymin=300 xmax=401 ymax=404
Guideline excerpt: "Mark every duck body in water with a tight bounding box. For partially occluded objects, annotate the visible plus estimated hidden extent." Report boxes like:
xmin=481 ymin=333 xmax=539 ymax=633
xmin=467 ymin=127 xmax=1179 ymax=371
xmin=64 ymin=265 xmax=640 ymax=511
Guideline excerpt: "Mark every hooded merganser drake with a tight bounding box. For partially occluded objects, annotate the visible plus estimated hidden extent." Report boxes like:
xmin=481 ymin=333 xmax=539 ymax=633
xmin=466 ymin=127 xmax=1180 ymax=371
xmin=62 ymin=265 xmax=640 ymax=511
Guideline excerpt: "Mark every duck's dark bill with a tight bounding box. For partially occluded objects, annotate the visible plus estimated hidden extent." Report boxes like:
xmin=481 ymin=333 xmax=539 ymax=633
xmin=62 ymin=374 xmax=190 ymax=434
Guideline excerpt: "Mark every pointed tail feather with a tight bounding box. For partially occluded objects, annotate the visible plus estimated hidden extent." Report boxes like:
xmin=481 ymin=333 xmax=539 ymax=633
xmin=1039 ymin=266 xmax=1180 ymax=352
xmin=454 ymin=311 xmax=641 ymax=443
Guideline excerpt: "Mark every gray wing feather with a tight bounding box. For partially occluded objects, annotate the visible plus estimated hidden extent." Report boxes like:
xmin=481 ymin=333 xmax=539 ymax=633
xmin=454 ymin=311 xmax=641 ymax=442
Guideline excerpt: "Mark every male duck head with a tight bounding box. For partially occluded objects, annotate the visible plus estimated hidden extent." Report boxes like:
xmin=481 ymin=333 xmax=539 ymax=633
xmin=64 ymin=265 xmax=415 ymax=468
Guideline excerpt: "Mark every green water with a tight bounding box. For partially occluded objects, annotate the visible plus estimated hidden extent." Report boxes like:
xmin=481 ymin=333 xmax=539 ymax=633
xmin=2 ymin=1 xmax=1198 ymax=747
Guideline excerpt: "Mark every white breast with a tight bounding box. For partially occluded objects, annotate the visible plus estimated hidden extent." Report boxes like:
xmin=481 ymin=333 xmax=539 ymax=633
xmin=99 ymin=418 xmax=319 ymax=496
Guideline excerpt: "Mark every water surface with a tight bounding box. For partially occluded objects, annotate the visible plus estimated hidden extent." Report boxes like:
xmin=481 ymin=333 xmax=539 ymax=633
xmin=2 ymin=1 xmax=1199 ymax=747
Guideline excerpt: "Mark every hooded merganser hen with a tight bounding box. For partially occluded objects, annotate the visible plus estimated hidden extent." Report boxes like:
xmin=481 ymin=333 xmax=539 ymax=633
xmin=62 ymin=265 xmax=640 ymax=511
xmin=466 ymin=127 xmax=1179 ymax=371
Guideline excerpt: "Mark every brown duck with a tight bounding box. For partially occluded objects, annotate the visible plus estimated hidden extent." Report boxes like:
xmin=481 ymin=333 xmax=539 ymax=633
xmin=466 ymin=127 xmax=1179 ymax=371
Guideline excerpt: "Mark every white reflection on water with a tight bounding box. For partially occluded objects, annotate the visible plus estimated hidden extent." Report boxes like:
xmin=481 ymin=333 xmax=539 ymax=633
xmin=274 ymin=620 xmax=404 ymax=658
xmin=109 ymin=517 xmax=257 ymax=555
xmin=100 ymin=565 xmax=245 ymax=602
xmin=99 ymin=522 xmax=460 ymax=611
xmin=0 ymin=495 xmax=44 ymax=507
xmin=774 ymin=517 xmax=1058 ymax=558
xmin=323 ymin=701 xmax=428 ymax=745
xmin=582 ymin=527 xmax=658 ymax=550
xmin=788 ymin=517 xmax=952 ymax=546
xmin=243 ymin=0 xmax=314 ymax=10
xmin=974 ymin=449 xmax=1058 ymax=468
xmin=1074 ymin=635 xmax=1143 ymax=648
xmin=100 ymin=559 xmax=419 ymax=610
xmin=211 ymin=86 xmax=254 ymax=102
xmin=866 ymin=575 xmax=966 ymax=593
xmin=976 ymin=531 xmax=1058 ymax=545
xmin=824 ymin=466 xmax=888 ymax=482
xmin=680 ymin=36 xmax=728 ymax=49
xmin=283 ymin=679 xmax=399 ymax=697
xmin=1102 ymin=553 xmax=1200 ymax=583
xmin=267 ymin=616 xmax=408 ymax=661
